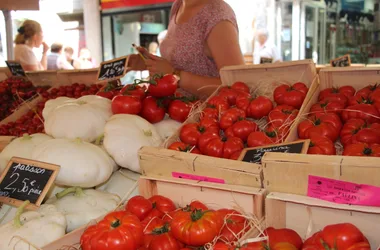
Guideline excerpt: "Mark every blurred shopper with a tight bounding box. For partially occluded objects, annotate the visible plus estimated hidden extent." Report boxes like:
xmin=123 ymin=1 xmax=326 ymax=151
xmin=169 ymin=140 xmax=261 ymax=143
xmin=47 ymin=43 xmax=62 ymax=70
xmin=129 ymin=0 xmax=244 ymax=97
xmin=77 ymin=48 xmax=95 ymax=69
xmin=148 ymin=42 xmax=159 ymax=55
xmin=14 ymin=20 xmax=49 ymax=71
xmin=253 ymin=28 xmax=282 ymax=64
xmin=63 ymin=47 xmax=76 ymax=68
xmin=156 ymin=30 xmax=167 ymax=56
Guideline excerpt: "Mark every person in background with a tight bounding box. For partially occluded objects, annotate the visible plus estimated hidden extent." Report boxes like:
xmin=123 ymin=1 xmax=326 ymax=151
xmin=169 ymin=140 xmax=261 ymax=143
xmin=56 ymin=46 xmax=75 ymax=70
xmin=156 ymin=30 xmax=167 ymax=57
xmin=76 ymin=48 xmax=95 ymax=69
xmin=129 ymin=0 xmax=244 ymax=98
xmin=47 ymin=43 xmax=63 ymax=70
xmin=148 ymin=42 xmax=159 ymax=55
xmin=63 ymin=47 xmax=75 ymax=68
xmin=14 ymin=20 xmax=49 ymax=71
xmin=253 ymin=28 xmax=282 ymax=64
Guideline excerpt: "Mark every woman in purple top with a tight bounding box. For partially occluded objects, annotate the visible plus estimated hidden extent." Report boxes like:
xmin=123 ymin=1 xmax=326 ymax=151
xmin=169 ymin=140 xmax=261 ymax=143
xmin=130 ymin=0 xmax=244 ymax=97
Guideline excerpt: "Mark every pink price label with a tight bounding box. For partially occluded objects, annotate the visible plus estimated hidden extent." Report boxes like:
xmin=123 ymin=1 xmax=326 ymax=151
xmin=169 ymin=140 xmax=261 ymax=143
xmin=307 ymin=175 xmax=380 ymax=207
xmin=172 ymin=172 xmax=225 ymax=184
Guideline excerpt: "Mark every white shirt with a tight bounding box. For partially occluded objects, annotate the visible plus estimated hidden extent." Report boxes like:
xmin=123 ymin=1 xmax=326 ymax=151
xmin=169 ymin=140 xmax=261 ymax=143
xmin=14 ymin=44 xmax=43 ymax=70
xmin=253 ymin=41 xmax=282 ymax=64
xmin=57 ymin=55 xmax=74 ymax=70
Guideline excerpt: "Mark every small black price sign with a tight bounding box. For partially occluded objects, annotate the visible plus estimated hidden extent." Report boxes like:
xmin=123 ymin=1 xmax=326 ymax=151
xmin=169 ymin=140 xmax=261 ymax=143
xmin=330 ymin=54 xmax=351 ymax=67
xmin=260 ymin=57 xmax=273 ymax=64
xmin=97 ymin=56 xmax=129 ymax=82
xmin=0 ymin=157 xmax=59 ymax=209
xmin=239 ymin=140 xmax=310 ymax=164
xmin=5 ymin=60 xmax=26 ymax=76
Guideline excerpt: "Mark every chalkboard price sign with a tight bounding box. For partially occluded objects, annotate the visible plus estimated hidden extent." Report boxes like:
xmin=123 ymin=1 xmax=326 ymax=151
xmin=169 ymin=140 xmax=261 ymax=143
xmin=330 ymin=54 xmax=351 ymax=67
xmin=260 ymin=57 xmax=273 ymax=64
xmin=5 ymin=61 xmax=26 ymax=76
xmin=239 ymin=140 xmax=310 ymax=164
xmin=0 ymin=157 xmax=59 ymax=209
xmin=97 ymin=56 xmax=129 ymax=82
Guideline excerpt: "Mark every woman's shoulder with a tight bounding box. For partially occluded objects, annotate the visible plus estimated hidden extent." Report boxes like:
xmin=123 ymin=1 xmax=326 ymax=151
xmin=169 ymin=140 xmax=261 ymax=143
xmin=206 ymin=0 xmax=236 ymax=18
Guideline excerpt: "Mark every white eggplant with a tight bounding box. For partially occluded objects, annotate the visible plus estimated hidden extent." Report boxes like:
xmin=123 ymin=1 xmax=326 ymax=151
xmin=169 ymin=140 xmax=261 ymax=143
xmin=103 ymin=114 xmax=163 ymax=173
xmin=43 ymin=95 xmax=112 ymax=142
xmin=0 ymin=133 xmax=52 ymax=174
xmin=32 ymin=138 xmax=115 ymax=187
xmin=0 ymin=201 xmax=66 ymax=250
xmin=45 ymin=188 xmax=120 ymax=232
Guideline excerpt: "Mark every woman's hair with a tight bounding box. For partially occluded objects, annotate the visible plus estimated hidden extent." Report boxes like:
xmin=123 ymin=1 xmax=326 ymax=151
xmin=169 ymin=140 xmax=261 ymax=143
xmin=14 ymin=20 xmax=42 ymax=45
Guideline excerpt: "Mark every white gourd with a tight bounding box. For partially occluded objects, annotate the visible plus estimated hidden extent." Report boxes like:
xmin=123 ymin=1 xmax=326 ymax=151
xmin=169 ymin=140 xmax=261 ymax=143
xmin=45 ymin=188 xmax=120 ymax=232
xmin=32 ymin=138 xmax=115 ymax=187
xmin=103 ymin=114 xmax=163 ymax=173
xmin=43 ymin=95 xmax=112 ymax=142
xmin=42 ymin=97 xmax=71 ymax=119
xmin=96 ymin=168 xmax=140 ymax=198
xmin=154 ymin=117 xmax=182 ymax=140
xmin=0 ymin=133 xmax=52 ymax=174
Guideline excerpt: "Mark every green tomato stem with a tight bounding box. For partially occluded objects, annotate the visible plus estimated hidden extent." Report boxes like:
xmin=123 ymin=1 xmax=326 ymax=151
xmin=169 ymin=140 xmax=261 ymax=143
xmin=14 ymin=200 xmax=30 ymax=228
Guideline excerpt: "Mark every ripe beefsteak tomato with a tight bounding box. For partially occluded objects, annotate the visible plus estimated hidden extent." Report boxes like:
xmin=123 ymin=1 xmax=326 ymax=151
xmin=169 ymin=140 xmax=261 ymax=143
xmin=267 ymin=105 xmax=299 ymax=128
xmin=231 ymin=81 xmax=250 ymax=93
xmin=319 ymin=86 xmax=355 ymax=101
xmin=170 ymin=209 xmax=224 ymax=246
xmin=297 ymin=113 xmax=342 ymax=142
xmin=203 ymin=136 xmax=244 ymax=159
xmin=168 ymin=142 xmax=201 ymax=154
xmin=217 ymin=209 xmax=250 ymax=243
xmin=225 ymin=119 xmax=258 ymax=142
xmin=274 ymin=82 xmax=308 ymax=109
xmin=147 ymin=74 xmax=178 ymax=97
xmin=310 ymin=100 xmax=346 ymax=116
xmin=302 ymin=223 xmax=371 ymax=250
xmin=180 ymin=122 xmax=219 ymax=146
xmin=340 ymin=119 xmax=380 ymax=146
xmin=247 ymin=96 xmax=274 ymax=119
xmin=247 ymin=131 xmax=278 ymax=147
xmin=343 ymin=143 xmax=380 ymax=157
xmin=219 ymin=107 xmax=246 ymax=130
xmin=143 ymin=223 xmax=183 ymax=250
xmin=207 ymin=96 xmax=230 ymax=112
xmin=219 ymin=87 xmax=241 ymax=105
xmin=307 ymin=134 xmax=336 ymax=155
xmin=342 ymin=104 xmax=380 ymax=124
xmin=80 ymin=211 xmax=143 ymax=250
xmin=355 ymin=84 xmax=380 ymax=99
xmin=202 ymin=106 xmax=219 ymax=120
xmin=236 ymin=92 xmax=252 ymax=112
xmin=141 ymin=96 xmax=166 ymax=123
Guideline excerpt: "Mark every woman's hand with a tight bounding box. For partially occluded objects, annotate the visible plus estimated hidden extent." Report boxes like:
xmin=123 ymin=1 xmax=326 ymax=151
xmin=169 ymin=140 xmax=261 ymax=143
xmin=145 ymin=55 xmax=174 ymax=75
xmin=42 ymin=42 xmax=49 ymax=54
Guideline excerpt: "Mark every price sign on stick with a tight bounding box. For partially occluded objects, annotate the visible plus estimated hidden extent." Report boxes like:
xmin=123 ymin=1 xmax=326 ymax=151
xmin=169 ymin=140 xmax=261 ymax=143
xmin=239 ymin=140 xmax=310 ymax=164
xmin=260 ymin=57 xmax=273 ymax=64
xmin=0 ymin=157 xmax=59 ymax=209
xmin=330 ymin=54 xmax=351 ymax=67
xmin=97 ymin=56 xmax=129 ymax=82
xmin=5 ymin=61 xmax=26 ymax=76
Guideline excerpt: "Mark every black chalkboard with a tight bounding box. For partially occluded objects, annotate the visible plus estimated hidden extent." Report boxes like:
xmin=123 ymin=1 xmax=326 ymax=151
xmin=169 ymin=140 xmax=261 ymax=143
xmin=240 ymin=140 xmax=310 ymax=164
xmin=97 ymin=56 xmax=128 ymax=82
xmin=5 ymin=61 xmax=26 ymax=76
xmin=260 ymin=57 xmax=273 ymax=64
xmin=0 ymin=157 xmax=59 ymax=208
xmin=330 ymin=54 xmax=351 ymax=67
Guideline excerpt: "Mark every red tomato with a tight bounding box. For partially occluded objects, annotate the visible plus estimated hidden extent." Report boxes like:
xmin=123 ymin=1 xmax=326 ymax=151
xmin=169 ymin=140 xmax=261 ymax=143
xmin=340 ymin=119 xmax=380 ymax=146
xmin=297 ymin=113 xmax=343 ymax=142
xmin=342 ymin=104 xmax=380 ymax=124
xmin=264 ymin=227 xmax=303 ymax=250
xmin=202 ymin=106 xmax=219 ymax=120
xmin=203 ymin=136 xmax=244 ymax=159
xmin=340 ymin=119 xmax=366 ymax=146
xmin=319 ymin=86 xmax=356 ymax=101
xmin=111 ymin=95 xmax=142 ymax=115
xmin=219 ymin=107 xmax=246 ymax=130
xmin=217 ymin=209 xmax=250 ymax=243
xmin=356 ymin=84 xmax=380 ymax=99
xmin=198 ymin=132 xmax=220 ymax=154
xmin=369 ymin=88 xmax=380 ymax=102
xmin=186 ymin=200 xmax=208 ymax=211
xmin=97 ymin=90 xmax=116 ymax=100
xmin=168 ymin=142 xmax=192 ymax=152
xmin=274 ymin=82 xmax=308 ymax=109
xmin=231 ymin=81 xmax=250 ymax=93
xmin=268 ymin=105 xmax=299 ymax=128
xmin=247 ymin=131 xmax=277 ymax=147
xmin=343 ymin=143 xmax=380 ymax=157
xmin=307 ymin=134 xmax=336 ymax=155
xmin=225 ymin=119 xmax=258 ymax=142
xmin=125 ymin=196 xmax=152 ymax=220
xmin=236 ymin=92 xmax=252 ymax=111
xmin=168 ymin=99 xmax=194 ymax=123
xmin=219 ymin=87 xmax=241 ymax=105
xmin=170 ymin=209 xmax=224 ymax=246
xmin=247 ymin=96 xmax=274 ymax=119
xmin=80 ymin=211 xmax=143 ymax=250
xmin=148 ymin=74 xmax=178 ymax=97
xmin=302 ymin=223 xmax=370 ymax=250
xmin=121 ymin=84 xmax=146 ymax=101
xmin=267 ymin=124 xmax=290 ymax=142
xmin=180 ymin=123 xmax=219 ymax=146
xmin=199 ymin=117 xmax=220 ymax=130
xmin=140 ymin=96 xmax=166 ymax=123
xmin=207 ymin=96 xmax=230 ymax=112
xmin=310 ymin=100 xmax=346 ymax=116
xmin=143 ymin=223 xmax=183 ymax=250
xmin=229 ymin=149 xmax=243 ymax=160
xmin=347 ymin=95 xmax=377 ymax=106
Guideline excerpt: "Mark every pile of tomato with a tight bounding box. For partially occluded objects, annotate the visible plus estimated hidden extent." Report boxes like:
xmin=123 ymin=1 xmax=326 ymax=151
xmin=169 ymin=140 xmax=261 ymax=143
xmin=169 ymin=81 xmax=308 ymax=159
xmin=0 ymin=83 xmax=103 ymax=136
xmin=298 ymin=84 xmax=380 ymax=156
xmin=0 ymin=77 xmax=48 ymax=121
xmin=80 ymin=195 xmax=373 ymax=250
xmin=97 ymin=74 xmax=198 ymax=123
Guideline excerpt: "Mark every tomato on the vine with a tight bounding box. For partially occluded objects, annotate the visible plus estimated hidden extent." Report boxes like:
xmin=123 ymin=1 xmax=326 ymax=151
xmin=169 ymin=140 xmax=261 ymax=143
xmin=307 ymin=134 xmax=336 ymax=155
xmin=147 ymin=74 xmax=178 ymax=97
xmin=343 ymin=143 xmax=380 ymax=157
xmin=141 ymin=96 xmax=166 ymax=123
xmin=121 ymin=84 xmax=146 ymax=101
xmin=274 ymin=82 xmax=308 ymax=109
xmin=297 ymin=113 xmax=342 ymax=142
xmin=219 ymin=107 xmax=246 ymax=130
xmin=225 ymin=119 xmax=258 ymax=142
xmin=268 ymin=105 xmax=299 ymax=128
xmin=112 ymin=95 xmax=142 ymax=115
xmin=247 ymin=96 xmax=274 ymax=119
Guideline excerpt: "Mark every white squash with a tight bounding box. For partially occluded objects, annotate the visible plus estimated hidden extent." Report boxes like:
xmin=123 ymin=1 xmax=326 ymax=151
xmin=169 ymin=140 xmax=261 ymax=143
xmin=45 ymin=188 xmax=120 ymax=232
xmin=103 ymin=114 xmax=163 ymax=173
xmin=32 ymin=138 xmax=115 ymax=187
xmin=96 ymin=168 xmax=140 ymax=199
xmin=154 ymin=118 xmax=182 ymax=140
xmin=42 ymin=96 xmax=71 ymax=119
xmin=0 ymin=133 xmax=52 ymax=174
xmin=43 ymin=95 xmax=112 ymax=142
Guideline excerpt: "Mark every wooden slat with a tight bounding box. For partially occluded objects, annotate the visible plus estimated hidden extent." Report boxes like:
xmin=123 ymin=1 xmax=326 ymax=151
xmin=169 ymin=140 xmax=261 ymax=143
xmin=56 ymin=69 xmax=99 ymax=86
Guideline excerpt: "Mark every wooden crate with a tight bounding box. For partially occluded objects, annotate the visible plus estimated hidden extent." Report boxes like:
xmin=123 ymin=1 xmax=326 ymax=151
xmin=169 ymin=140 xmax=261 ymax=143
xmin=0 ymin=96 xmax=42 ymax=126
xmin=56 ymin=69 xmax=99 ymax=86
xmin=263 ymin=67 xmax=380 ymax=194
xmin=266 ymin=192 xmax=380 ymax=249
xmin=25 ymin=70 xmax=60 ymax=87
xmin=139 ymin=60 xmax=319 ymax=188
xmin=0 ymin=67 xmax=11 ymax=81
xmin=40 ymin=176 xmax=265 ymax=250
